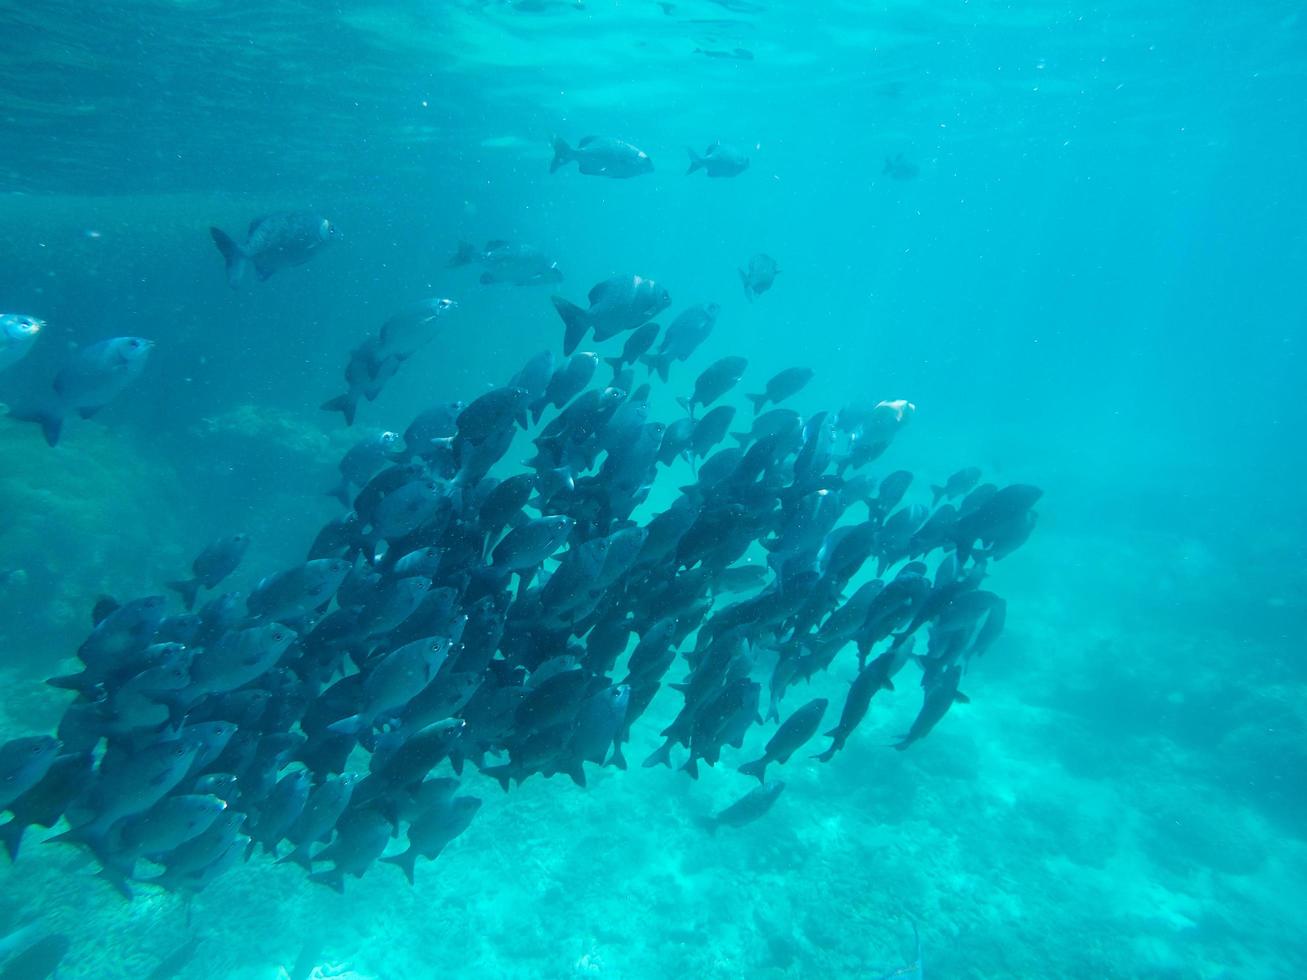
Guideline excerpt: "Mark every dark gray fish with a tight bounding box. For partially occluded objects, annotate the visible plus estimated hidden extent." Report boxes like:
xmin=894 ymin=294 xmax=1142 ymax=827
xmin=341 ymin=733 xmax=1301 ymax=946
xmin=739 ymin=253 xmax=780 ymax=301
xmin=686 ymin=141 xmax=750 ymax=177
xmin=278 ymin=772 xmax=359 ymax=870
xmin=247 ymin=559 xmax=349 ymax=623
xmin=679 ymin=356 xmax=748 ymax=419
xmin=552 ymin=275 xmax=671 ymax=355
xmin=534 ymin=351 xmax=599 ymax=423
xmin=450 ymin=240 xmax=563 ymax=285
xmin=698 ymin=780 xmax=784 ymax=834
xmin=401 ymin=402 xmax=463 ymax=458
xmin=641 ymin=303 xmax=719 ymax=382
xmin=895 ymin=664 xmax=968 ymax=750
xmin=328 ymin=635 xmax=450 ymax=735
xmin=814 ymin=652 xmax=896 ymax=762
xmin=0 ymin=313 xmax=41 ymax=372
xmin=0 ymin=932 xmax=69 ymax=980
xmin=0 ymin=737 xmax=60 ymax=810
xmin=739 ymin=698 xmax=827 ymax=782
xmin=883 ymin=153 xmax=919 ymax=180
xmin=550 ymin=135 xmax=653 ymax=178
xmin=931 ymin=466 xmax=982 ymax=505
xmin=381 ymin=795 xmax=481 ymax=885
xmin=308 ymin=806 xmax=392 ymax=893
xmin=375 ymin=298 xmax=458 ymax=364
xmin=10 ymin=336 xmax=153 ymax=446
xmin=603 ymin=321 xmax=661 ymax=380
xmin=209 ymin=211 xmax=337 ymax=288
xmin=457 ymin=387 xmax=531 ymax=444
xmin=747 ymin=367 xmax=813 ymax=414
xmin=167 ymin=534 xmax=250 ymax=610
xmin=491 ymin=516 xmax=573 ymax=573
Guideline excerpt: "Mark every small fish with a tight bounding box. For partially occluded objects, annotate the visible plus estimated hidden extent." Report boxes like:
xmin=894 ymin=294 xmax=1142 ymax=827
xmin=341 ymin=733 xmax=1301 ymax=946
xmin=747 ymin=367 xmax=813 ymax=413
xmin=448 ymin=240 xmax=563 ymax=286
xmin=209 ymin=211 xmax=337 ymax=287
xmin=10 ymin=336 xmax=153 ymax=446
xmin=883 ymin=153 xmax=919 ymax=180
xmin=931 ymin=466 xmax=981 ymax=505
xmin=698 ymin=780 xmax=784 ymax=834
xmin=0 ymin=314 xmax=42 ymax=372
xmin=550 ymin=136 xmax=653 ymax=178
xmin=693 ymin=47 xmax=755 ymax=61
xmin=678 ymin=356 xmax=748 ymax=419
xmin=739 ymin=253 xmax=780 ymax=301
xmin=686 ymin=141 xmax=750 ymax=177
xmin=167 ymin=534 xmax=250 ymax=610
xmin=552 ymin=275 xmax=670 ymax=355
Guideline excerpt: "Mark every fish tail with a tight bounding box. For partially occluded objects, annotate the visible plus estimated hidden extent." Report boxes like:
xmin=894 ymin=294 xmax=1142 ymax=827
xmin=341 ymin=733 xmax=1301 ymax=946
xmin=681 ymin=755 xmax=700 ymax=779
xmin=641 ymin=739 xmax=674 ymax=769
xmin=608 ymin=742 xmax=627 ymax=770
xmin=739 ymin=268 xmax=754 ymax=303
xmin=640 ymin=352 xmax=672 ymax=384
xmin=685 ymin=146 xmax=704 ymax=175
xmin=549 ymin=135 xmax=573 ymax=174
xmin=696 ymin=815 xmax=720 ymax=836
xmin=380 ymin=849 xmax=417 ymax=886
xmin=308 ymin=867 xmax=345 ymax=894
xmin=165 ymin=577 xmax=201 ymax=611
xmin=325 ymin=480 xmax=352 ymax=509
xmin=209 ymin=226 xmax=250 ymax=288
xmin=738 ymin=757 xmax=767 ymax=782
xmin=447 ymin=241 xmax=476 ymax=267
xmin=675 ymin=396 xmax=695 ymax=421
xmin=326 ymin=713 xmax=365 ymax=736
xmin=813 ymin=740 xmax=838 ymax=763
xmin=0 ymin=820 xmax=25 ymax=861
xmin=320 ymin=392 xmax=358 ymax=427
xmin=603 ymin=354 xmax=626 ymax=380
xmin=746 ymin=391 xmax=767 ymax=414
xmin=7 ymin=405 xmax=64 ymax=447
xmin=551 ymin=296 xmax=590 ymax=356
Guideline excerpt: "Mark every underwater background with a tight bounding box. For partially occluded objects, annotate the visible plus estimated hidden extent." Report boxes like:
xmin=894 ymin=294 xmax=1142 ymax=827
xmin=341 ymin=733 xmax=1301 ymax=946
xmin=1 ymin=1 xmax=1305 ymax=977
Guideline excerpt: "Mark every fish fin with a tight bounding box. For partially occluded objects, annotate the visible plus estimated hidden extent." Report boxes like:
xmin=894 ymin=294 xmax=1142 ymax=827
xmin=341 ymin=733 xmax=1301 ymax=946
xmin=45 ymin=672 xmax=95 ymax=694
xmin=883 ymin=677 xmax=895 ymax=692
xmin=643 ymin=352 xmax=674 ymax=384
xmin=685 ymin=147 xmax=704 ymax=175
xmin=325 ymin=481 xmax=352 ymax=509
xmin=675 ymin=396 xmax=695 ymax=421
xmin=551 ymin=296 xmax=590 ymax=356
xmin=7 ymin=406 xmax=64 ymax=446
xmin=641 ymin=740 xmax=674 ymax=769
xmin=813 ymin=743 xmax=837 ymax=763
xmin=738 ymin=758 xmax=767 ymax=783
xmin=603 ymin=355 xmax=625 ymax=379
xmin=739 ymin=268 xmax=753 ymax=302
xmin=746 ymin=392 xmax=767 ymax=414
xmin=955 ymin=691 xmax=971 ymax=704
xmin=0 ymin=820 xmax=25 ymax=861
xmin=320 ymin=393 xmax=358 ymax=427
xmin=481 ymin=764 xmax=513 ymax=792
xmin=549 ymin=135 xmax=573 ymax=173
xmin=308 ymin=868 xmax=345 ymax=894
xmin=567 ymin=761 xmax=587 ymax=788
xmin=96 ymin=862 xmax=135 ymax=900
xmin=681 ymin=756 xmax=699 ymax=780
xmin=380 ymin=849 xmax=417 ymax=886
xmin=326 ymin=714 xmax=365 ymax=736
xmin=209 ymin=227 xmax=249 ymax=288
xmin=447 ymin=241 xmax=475 ymax=267
xmin=166 ymin=578 xmax=201 ymax=611
xmin=274 ymin=845 xmax=314 ymax=870
xmin=608 ymin=743 xmax=627 ymax=770
xmin=695 ymin=815 xmax=719 ymax=836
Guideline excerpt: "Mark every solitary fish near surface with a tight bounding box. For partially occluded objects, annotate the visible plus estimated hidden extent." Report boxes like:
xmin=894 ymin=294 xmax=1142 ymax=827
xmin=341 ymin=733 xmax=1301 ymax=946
xmin=209 ymin=211 xmax=338 ymax=287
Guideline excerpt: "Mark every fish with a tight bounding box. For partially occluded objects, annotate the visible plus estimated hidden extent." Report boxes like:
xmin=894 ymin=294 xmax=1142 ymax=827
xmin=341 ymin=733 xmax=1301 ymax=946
xmin=814 ymin=653 xmax=896 ymax=762
xmin=551 ymin=275 xmax=671 ymax=355
xmin=603 ymin=321 xmax=661 ymax=380
xmin=640 ymin=303 xmax=718 ymax=382
xmin=747 ymin=367 xmax=813 ymax=413
xmin=209 ymin=211 xmax=337 ymax=287
xmin=679 ymin=356 xmax=749 ymax=419
xmin=381 ymin=794 xmax=481 ymax=884
xmin=693 ymin=46 xmax=755 ymax=60
xmin=930 ymin=466 xmax=981 ymax=505
xmin=0 ymin=314 xmax=41 ymax=373
xmin=448 ymin=240 xmax=564 ymax=285
xmin=883 ymin=153 xmax=919 ymax=180
xmin=738 ymin=698 xmax=827 ymax=782
xmin=895 ymin=664 xmax=968 ymax=750
xmin=549 ymin=135 xmax=654 ymax=178
xmin=686 ymin=141 xmax=750 ymax=177
xmin=698 ymin=780 xmax=784 ymax=834
xmin=739 ymin=253 xmax=780 ymax=301
xmin=166 ymin=534 xmax=250 ymax=610
xmin=9 ymin=336 xmax=153 ymax=446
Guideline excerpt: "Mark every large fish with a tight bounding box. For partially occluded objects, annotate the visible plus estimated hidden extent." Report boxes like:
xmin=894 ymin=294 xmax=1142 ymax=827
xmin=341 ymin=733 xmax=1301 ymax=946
xmin=209 ymin=211 xmax=337 ymax=287
xmin=10 ymin=336 xmax=153 ymax=446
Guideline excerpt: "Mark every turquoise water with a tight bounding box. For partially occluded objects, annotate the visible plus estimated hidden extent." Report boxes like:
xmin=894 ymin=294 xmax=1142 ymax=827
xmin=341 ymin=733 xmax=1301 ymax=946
xmin=1 ymin=1 xmax=1305 ymax=977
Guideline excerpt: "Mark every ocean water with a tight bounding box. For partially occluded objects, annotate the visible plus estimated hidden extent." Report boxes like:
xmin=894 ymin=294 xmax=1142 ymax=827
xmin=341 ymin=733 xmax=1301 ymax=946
xmin=1 ymin=1 xmax=1305 ymax=977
